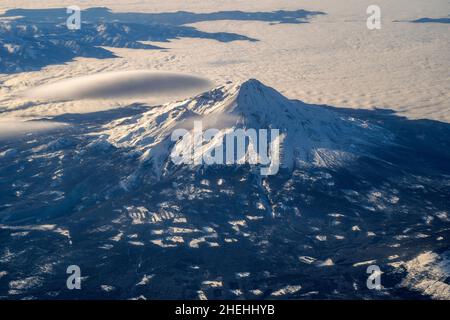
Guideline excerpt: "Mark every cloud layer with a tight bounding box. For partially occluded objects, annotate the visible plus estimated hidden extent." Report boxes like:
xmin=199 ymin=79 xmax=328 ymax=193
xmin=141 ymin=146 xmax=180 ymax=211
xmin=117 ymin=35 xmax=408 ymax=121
xmin=0 ymin=118 xmax=67 ymax=139
xmin=25 ymin=71 xmax=213 ymax=102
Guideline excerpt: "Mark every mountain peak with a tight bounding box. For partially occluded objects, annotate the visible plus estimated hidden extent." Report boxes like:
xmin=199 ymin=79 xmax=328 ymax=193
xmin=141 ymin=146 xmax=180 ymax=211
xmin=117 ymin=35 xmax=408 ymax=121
xmin=232 ymin=79 xmax=292 ymax=114
xmin=237 ymin=78 xmax=274 ymax=95
xmin=239 ymin=78 xmax=264 ymax=88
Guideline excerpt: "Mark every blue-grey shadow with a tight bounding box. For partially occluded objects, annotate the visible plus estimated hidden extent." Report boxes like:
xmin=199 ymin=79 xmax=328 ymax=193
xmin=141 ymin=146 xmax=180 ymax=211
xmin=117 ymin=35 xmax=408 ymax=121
xmin=410 ymin=16 xmax=450 ymax=24
xmin=1 ymin=7 xmax=325 ymax=25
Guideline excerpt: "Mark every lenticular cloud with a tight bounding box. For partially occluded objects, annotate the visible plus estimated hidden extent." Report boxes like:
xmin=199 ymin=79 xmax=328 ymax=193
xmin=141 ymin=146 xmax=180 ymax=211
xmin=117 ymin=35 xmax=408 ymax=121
xmin=25 ymin=71 xmax=213 ymax=102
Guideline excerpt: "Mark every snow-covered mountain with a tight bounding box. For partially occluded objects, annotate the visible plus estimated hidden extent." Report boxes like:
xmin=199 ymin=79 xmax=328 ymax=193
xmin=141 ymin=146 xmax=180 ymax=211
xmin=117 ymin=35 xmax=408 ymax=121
xmin=102 ymin=79 xmax=394 ymax=180
xmin=0 ymin=79 xmax=449 ymax=300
